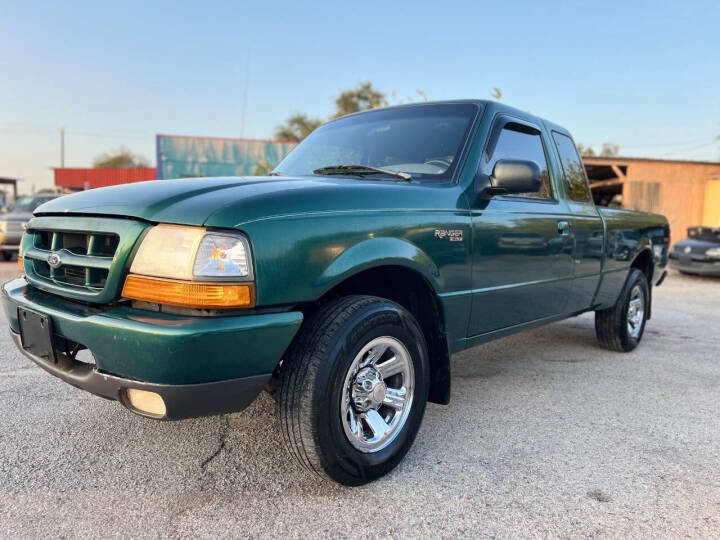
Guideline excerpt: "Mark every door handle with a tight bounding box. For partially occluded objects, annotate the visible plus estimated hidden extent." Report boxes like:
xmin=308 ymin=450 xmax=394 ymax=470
xmin=557 ymin=221 xmax=570 ymax=236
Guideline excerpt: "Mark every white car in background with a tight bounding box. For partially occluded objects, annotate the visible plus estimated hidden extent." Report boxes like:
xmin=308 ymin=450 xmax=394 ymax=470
xmin=0 ymin=194 xmax=61 ymax=260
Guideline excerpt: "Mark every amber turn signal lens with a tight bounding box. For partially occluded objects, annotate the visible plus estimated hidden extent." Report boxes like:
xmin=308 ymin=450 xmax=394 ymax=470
xmin=17 ymin=256 xmax=23 ymax=272
xmin=121 ymin=274 xmax=255 ymax=309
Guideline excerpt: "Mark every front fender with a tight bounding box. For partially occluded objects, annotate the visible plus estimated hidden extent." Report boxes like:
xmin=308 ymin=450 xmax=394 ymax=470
xmin=244 ymin=209 xmax=471 ymax=309
xmin=316 ymin=237 xmax=441 ymax=296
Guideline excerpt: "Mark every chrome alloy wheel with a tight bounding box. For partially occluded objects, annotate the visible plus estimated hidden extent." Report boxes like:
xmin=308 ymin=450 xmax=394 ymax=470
xmin=340 ymin=336 xmax=415 ymax=453
xmin=626 ymin=285 xmax=645 ymax=339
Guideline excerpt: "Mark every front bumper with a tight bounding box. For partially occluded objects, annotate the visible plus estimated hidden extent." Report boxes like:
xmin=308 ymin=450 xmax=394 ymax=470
xmin=9 ymin=330 xmax=269 ymax=419
xmin=668 ymin=257 xmax=720 ymax=276
xmin=0 ymin=232 xmax=22 ymax=250
xmin=2 ymin=278 xmax=304 ymax=419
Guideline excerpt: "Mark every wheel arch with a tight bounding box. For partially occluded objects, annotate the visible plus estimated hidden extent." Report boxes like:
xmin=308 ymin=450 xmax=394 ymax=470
xmin=630 ymin=247 xmax=654 ymax=318
xmin=630 ymin=247 xmax=654 ymax=283
xmin=313 ymin=237 xmax=442 ymax=295
xmin=304 ymin=263 xmax=452 ymax=405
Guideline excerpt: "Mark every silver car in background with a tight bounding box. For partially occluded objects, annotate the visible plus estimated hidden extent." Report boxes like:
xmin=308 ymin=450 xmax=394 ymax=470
xmin=0 ymin=194 xmax=61 ymax=260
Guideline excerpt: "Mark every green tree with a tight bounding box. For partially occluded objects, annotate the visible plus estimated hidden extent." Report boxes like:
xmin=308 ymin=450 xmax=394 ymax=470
xmin=577 ymin=142 xmax=620 ymax=158
xmin=332 ymin=82 xmax=386 ymax=118
xmin=252 ymin=159 xmax=273 ymax=176
xmin=274 ymin=113 xmax=323 ymax=142
xmin=600 ymin=142 xmax=620 ymax=157
xmin=387 ymin=89 xmax=429 ymax=106
xmin=576 ymin=143 xmax=595 ymax=157
xmin=274 ymin=83 xmax=427 ymax=144
xmin=93 ymin=147 xmax=150 ymax=168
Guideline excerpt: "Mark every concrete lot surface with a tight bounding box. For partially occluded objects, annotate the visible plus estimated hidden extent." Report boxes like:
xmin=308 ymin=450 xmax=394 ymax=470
xmin=1 ymin=260 xmax=718 ymax=538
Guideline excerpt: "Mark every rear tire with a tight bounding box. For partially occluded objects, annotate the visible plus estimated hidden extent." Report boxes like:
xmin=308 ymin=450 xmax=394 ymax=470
xmin=595 ymin=268 xmax=650 ymax=352
xmin=277 ymin=295 xmax=429 ymax=485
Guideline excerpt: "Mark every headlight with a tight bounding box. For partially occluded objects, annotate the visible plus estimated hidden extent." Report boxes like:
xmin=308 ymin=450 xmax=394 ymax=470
xmin=0 ymin=221 xmax=6 ymax=233
xmin=706 ymin=247 xmax=720 ymax=259
xmin=129 ymin=225 xmax=253 ymax=281
xmin=122 ymin=224 xmax=255 ymax=309
xmin=193 ymin=232 xmax=252 ymax=279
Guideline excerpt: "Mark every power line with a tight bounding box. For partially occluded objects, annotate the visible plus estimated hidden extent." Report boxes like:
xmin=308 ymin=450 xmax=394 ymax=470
xmin=582 ymin=137 xmax=716 ymax=149
xmin=619 ymin=137 xmax=716 ymax=149
xmin=660 ymin=140 xmax=718 ymax=158
xmin=0 ymin=124 xmax=152 ymax=139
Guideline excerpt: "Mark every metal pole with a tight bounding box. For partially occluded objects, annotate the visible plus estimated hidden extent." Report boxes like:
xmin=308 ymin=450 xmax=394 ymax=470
xmin=60 ymin=128 xmax=65 ymax=168
xmin=240 ymin=49 xmax=250 ymax=138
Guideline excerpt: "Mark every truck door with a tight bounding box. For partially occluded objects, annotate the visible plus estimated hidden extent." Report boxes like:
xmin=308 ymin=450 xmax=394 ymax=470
xmin=468 ymin=116 xmax=575 ymax=336
xmin=550 ymin=131 xmax=604 ymax=313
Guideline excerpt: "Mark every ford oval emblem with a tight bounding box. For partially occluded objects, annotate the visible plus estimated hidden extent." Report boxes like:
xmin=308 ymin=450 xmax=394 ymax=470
xmin=47 ymin=252 xmax=62 ymax=268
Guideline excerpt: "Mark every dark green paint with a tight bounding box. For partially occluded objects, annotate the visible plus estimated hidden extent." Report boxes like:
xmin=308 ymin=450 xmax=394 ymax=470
xmin=3 ymin=278 xmax=303 ymax=384
xmin=4 ymin=100 xmax=669 ymax=386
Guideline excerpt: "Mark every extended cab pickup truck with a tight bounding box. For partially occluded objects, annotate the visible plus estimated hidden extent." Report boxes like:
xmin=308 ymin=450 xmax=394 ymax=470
xmin=2 ymin=101 xmax=669 ymax=485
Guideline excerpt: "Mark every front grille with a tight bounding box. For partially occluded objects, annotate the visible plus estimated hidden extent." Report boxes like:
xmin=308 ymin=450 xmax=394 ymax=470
xmin=4 ymin=221 xmax=25 ymax=235
xmin=34 ymin=230 xmax=119 ymax=256
xmin=673 ymin=244 xmax=714 ymax=257
xmin=22 ymin=216 xmax=148 ymax=304
xmin=29 ymin=231 xmax=117 ymax=290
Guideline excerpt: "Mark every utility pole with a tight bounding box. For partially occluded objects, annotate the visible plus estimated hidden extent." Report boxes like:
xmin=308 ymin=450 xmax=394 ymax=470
xmin=239 ymin=48 xmax=250 ymax=138
xmin=60 ymin=128 xmax=65 ymax=168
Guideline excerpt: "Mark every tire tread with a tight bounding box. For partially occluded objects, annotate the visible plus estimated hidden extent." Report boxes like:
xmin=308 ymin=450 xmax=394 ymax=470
xmin=595 ymin=268 xmax=648 ymax=352
xmin=277 ymin=295 xmax=380 ymax=481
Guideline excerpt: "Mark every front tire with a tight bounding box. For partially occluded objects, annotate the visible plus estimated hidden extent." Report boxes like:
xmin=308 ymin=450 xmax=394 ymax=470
xmin=595 ymin=268 xmax=650 ymax=352
xmin=277 ymin=295 xmax=429 ymax=485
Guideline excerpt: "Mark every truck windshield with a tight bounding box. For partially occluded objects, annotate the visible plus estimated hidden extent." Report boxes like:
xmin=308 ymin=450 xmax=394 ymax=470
xmin=275 ymin=103 xmax=479 ymax=182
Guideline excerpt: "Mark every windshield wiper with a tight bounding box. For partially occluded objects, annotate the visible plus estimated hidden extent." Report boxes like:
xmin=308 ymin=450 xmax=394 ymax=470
xmin=313 ymin=165 xmax=411 ymax=181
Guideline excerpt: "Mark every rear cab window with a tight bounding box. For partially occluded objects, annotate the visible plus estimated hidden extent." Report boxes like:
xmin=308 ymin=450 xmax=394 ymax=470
xmin=552 ymin=132 xmax=592 ymax=202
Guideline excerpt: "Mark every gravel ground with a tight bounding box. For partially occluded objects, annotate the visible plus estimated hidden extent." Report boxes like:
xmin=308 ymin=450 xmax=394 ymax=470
xmin=1 ymin=260 xmax=719 ymax=538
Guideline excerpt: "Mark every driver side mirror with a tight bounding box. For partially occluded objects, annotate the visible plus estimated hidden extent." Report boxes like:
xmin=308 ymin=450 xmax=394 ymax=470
xmin=484 ymin=159 xmax=542 ymax=196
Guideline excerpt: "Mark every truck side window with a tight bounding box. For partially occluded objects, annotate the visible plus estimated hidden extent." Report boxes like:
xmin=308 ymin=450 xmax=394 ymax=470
xmin=489 ymin=126 xmax=552 ymax=199
xmin=552 ymin=132 xmax=592 ymax=201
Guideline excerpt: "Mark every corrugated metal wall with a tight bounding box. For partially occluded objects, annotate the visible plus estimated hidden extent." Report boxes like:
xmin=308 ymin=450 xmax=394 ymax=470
xmin=54 ymin=168 xmax=156 ymax=189
xmin=627 ymin=182 xmax=662 ymax=213
xmin=156 ymin=134 xmax=297 ymax=179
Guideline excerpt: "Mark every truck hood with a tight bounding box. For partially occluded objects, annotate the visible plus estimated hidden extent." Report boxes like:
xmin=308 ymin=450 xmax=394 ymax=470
xmin=34 ymin=176 xmax=450 ymax=227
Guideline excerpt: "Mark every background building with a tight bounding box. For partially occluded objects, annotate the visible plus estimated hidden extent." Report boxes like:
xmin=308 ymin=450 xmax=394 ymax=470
xmin=0 ymin=177 xmax=19 ymax=208
xmin=54 ymin=167 xmax=156 ymax=192
xmin=155 ymin=134 xmax=296 ymax=179
xmin=585 ymin=157 xmax=720 ymax=239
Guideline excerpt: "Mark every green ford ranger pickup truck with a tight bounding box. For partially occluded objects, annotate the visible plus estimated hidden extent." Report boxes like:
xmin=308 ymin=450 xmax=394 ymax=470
xmin=2 ymin=101 xmax=669 ymax=485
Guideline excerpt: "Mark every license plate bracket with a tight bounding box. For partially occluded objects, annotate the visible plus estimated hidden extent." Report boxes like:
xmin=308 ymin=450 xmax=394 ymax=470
xmin=17 ymin=308 xmax=56 ymax=364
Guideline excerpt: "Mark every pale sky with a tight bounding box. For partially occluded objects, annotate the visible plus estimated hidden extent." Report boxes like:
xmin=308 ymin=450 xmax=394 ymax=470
xmin=2 ymin=0 xmax=719 ymax=194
